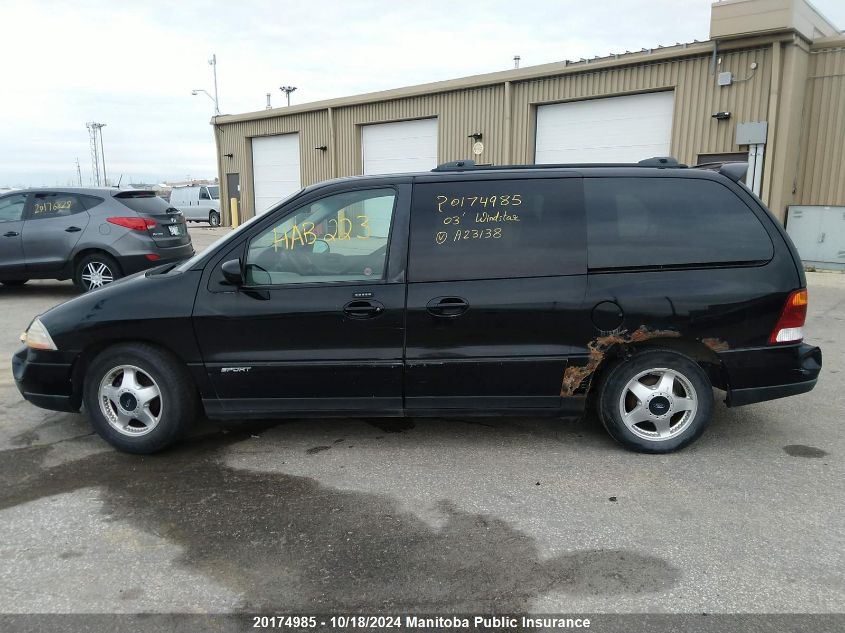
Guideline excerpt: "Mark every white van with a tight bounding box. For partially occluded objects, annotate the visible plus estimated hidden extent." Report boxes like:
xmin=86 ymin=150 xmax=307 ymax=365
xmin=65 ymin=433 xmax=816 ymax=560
xmin=169 ymin=185 xmax=221 ymax=226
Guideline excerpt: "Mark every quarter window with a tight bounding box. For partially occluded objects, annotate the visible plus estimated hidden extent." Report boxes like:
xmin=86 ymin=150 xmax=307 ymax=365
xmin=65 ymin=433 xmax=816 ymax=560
xmin=28 ymin=192 xmax=84 ymax=220
xmin=245 ymin=188 xmax=396 ymax=285
xmin=0 ymin=194 xmax=27 ymax=222
xmin=584 ymin=177 xmax=774 ymax=269
xmin=408 ymin=178 xmax=584 ymax=282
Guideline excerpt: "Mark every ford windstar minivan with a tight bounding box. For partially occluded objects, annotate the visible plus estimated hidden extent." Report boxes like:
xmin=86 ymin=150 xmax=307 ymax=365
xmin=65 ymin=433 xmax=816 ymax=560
xmin=13 ymin=158 xmax=822 ymax=454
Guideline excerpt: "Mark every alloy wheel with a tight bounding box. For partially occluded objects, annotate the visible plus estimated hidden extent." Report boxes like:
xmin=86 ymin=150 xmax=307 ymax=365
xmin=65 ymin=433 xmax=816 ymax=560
xmin=617 ymin=367 xmax=698 ymax=442
xmin=98 ymin=365 xmax=163 ymax=436
xmin=81 ymin=261 xmax=114 ymax=289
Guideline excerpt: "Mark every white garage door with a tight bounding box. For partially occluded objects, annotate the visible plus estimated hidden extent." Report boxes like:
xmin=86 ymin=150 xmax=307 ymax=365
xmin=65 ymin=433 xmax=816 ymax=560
xmin=252 ymin=133 xmax=301 ymax=215
xmin=362 ymin=118 xmax=438 ymax=175
xmin=535 ymin=91 xmax=675 ymax=164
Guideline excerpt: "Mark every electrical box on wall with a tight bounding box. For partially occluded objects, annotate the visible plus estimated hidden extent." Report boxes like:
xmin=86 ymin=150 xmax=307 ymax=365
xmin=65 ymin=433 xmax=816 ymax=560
xmin=718 ymin=71 xmax=733 ymax=86
xmin=736 ymin=121 xmax=768 ymax=145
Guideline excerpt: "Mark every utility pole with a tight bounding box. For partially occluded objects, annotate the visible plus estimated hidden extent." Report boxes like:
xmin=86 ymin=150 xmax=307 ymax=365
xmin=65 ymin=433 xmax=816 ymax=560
xmin=280 ymin=85 xmax=297 ymax=107
xmin=209 ymin=54 xmax=220 ymax=115
xmin=75 ymin=158 xmax=83 ymax=187
xmin=99 ymin=124 xmax=107 ymax=186
xmin=86 ymin=122 xmax=105 ymax=186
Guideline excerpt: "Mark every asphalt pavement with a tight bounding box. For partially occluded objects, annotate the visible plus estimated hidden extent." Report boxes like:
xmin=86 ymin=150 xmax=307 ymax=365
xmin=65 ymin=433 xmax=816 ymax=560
xmin=0 ymin=227 xmax=842 ymax=616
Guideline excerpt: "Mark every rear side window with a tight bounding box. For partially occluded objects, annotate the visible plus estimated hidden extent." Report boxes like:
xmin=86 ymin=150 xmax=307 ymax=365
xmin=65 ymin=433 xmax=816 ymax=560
xmin=114 ymin=192 xmax=175 ymax=215
xmin=28 ymin=192 xmax=86 ymax=219
xmin=585 ymin=177 xmax=773 ymax=269
xmin=409 ymin=178 xmax=584 ymax=282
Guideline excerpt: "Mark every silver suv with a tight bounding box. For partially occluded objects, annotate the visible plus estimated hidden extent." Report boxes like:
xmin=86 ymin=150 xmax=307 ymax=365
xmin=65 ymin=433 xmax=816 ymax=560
xmin=0 ymin=188 xmax=193 ymax=291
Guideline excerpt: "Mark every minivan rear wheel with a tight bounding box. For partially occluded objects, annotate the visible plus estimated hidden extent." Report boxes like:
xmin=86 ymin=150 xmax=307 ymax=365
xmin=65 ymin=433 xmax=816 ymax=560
xmin=83 ymin=343 xmax=197 ymax=454
xmin=74 ymin=253 xmax=121 ymax=292
xmin=208 ymin=211 xmax=221 ymax=227
xmin=598 ymin=350 xmax=713 ymax=453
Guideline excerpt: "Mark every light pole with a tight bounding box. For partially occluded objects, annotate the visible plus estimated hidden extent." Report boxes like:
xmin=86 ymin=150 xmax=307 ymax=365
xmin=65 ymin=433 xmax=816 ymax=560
xmin=192 ymin=89 xmax=218 ymax=115
xmin=208 ymin=54 xmax=220 ymax=115
xmin=99 ymin=123 xmax=107 ymax=186
xmin=280 ymin=86 xmax=297 ymax=107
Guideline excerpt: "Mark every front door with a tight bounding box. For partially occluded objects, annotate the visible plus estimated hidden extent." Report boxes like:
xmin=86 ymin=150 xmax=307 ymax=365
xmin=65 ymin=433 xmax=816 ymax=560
xmin=404 ymin=175 xmax=589 ymax=411
xmin=0 ymin=193 xmax=27 ymax=275
xmin=193 ymin=183 xmax=409 ymax=415
xmin=23 ymin=192 xmax=90 ymax=273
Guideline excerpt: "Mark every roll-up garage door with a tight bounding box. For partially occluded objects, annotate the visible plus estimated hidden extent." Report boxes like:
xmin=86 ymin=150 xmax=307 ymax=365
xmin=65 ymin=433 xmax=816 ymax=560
xmin=535 ymin=91 xmax=675 ymax=164
xmin=362 ymin=118 xmax=438 ymax=175
xmin=252 ymin=133 xmax=301 ymax=215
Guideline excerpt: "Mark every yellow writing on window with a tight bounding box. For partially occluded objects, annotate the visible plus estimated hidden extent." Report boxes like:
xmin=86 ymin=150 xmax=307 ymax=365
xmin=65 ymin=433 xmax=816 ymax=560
xmin=272 ymin=215 xmax=372 ymax=250
xmin=436 ymin=194 xmax=522 ymax=212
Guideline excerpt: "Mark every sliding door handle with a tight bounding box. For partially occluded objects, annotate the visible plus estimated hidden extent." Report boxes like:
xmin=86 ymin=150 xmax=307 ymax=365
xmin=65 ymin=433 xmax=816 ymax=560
xmin=426 ymin=296 xmax=470 ymax=317
xmin=3 ymin=231 xmax=19 ymax=238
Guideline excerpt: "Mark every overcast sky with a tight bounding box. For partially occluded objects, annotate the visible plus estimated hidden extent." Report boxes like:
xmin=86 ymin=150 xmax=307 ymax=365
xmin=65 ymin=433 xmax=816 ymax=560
xmin=1 ymin=0 xmax=843 ymax=187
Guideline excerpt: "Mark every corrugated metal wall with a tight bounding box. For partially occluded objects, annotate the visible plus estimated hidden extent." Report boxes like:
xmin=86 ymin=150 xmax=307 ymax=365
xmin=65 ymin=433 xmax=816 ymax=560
xmin=218 ymin=46 xmax=775 ymax=221
xmin=511 ymin=47 xmax=771 ymax=165
xmin=796 ymin=46 xmax=845 ymax=206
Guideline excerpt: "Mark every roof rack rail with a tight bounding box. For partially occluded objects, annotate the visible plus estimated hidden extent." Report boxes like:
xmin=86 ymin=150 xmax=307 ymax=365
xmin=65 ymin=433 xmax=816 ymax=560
xmin=432 ymin=156 xmax=687 ymax=172
xmin=692 ymin=161 xmax=748 ymax=183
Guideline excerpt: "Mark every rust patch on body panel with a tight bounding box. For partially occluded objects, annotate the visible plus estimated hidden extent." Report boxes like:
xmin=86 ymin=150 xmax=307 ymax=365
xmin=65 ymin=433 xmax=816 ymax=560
xmin=560 ymin=327 xmax=682 ymax=397
xmin=701 ymin=337 xmax=730 ymax=352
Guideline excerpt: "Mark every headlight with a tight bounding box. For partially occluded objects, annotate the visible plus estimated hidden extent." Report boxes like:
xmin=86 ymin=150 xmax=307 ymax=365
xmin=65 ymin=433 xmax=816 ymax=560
xmin=21 ymin=317 xmax=58 ymax=351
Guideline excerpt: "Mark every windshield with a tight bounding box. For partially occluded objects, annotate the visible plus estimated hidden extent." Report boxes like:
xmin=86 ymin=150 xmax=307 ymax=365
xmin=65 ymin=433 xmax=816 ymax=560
xmin=207 ymin=186 xmax=219 ymax=199
xmin=172 ymin=188 xmax=305 ymax=272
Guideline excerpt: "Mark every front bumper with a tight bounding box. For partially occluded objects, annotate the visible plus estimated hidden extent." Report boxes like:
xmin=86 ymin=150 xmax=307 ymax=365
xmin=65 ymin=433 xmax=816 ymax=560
xmin=12 ymin=346 xmax=80 ymax=413
xmin=720 ymin=343 xmax=822 ymax=407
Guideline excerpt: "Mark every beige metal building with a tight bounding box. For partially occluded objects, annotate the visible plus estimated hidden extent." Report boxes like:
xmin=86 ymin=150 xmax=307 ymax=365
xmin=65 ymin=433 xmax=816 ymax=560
xmin=213 ymin=0 xmax=844 ymax=265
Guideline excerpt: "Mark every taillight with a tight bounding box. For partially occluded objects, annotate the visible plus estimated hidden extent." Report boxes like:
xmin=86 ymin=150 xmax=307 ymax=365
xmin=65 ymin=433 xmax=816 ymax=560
xmin=107 ymin=217 xmax=156 ymax=231
xmin=769 ymin=289 xmax=808 ymax=344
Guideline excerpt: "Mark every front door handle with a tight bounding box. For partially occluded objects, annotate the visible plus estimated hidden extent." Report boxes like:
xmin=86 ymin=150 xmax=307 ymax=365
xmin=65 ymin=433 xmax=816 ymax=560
xmin=65 ymin=226 xmax=82 ymax=233
xmin=343 ymin=300 xmax=385 ymax=319
xmin=3 ymin=231 xmax=19 ymax=238
xmin=426 ymin=296 xmax=470 ymax=317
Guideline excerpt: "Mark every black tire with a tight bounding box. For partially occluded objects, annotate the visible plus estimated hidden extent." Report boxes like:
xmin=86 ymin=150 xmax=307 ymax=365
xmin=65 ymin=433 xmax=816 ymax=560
xmin=208 ymin=211 xmax=221 ymax=227
xmin=74 ymin=252 xmax=122 ymax=292
xmin=598 ymin=350 xmax=713 ymax=453
xmin=1 ymin=279 xmax=28 ymax=286
xmin=83 ymin=343 xmax=198 ymax=454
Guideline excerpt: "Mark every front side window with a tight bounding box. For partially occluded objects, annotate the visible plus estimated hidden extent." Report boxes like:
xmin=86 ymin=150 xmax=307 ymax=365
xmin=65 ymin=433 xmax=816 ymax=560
xmin=245 ymin=188 xmax=396 ymax=285
xmin=200 ymin=187 xmax=211 ymax=200
xmin=408 ymin=178 xmax=585 ymax=282
xmin=207 ymin=186 xmax=220 ymax=199
xmin=584 ymin=177 xmax=774 ymax=269
xmin=0 ymin=194 xmax=27 ymax=222
xmin=28 ymin=192 xmax=84 ymax=220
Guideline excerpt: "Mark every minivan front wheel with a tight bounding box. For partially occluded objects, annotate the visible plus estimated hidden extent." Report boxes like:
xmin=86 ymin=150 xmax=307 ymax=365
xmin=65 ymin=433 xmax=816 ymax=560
xmin=83 ymin=343 xmax=197 ymax=454
xmin=74 ymin=253 xmax=122 ymax=291
xmin=598 ymin=350 xmax=713 ymax=453
xmin=208 ymin=211 xmax=221 ymax=227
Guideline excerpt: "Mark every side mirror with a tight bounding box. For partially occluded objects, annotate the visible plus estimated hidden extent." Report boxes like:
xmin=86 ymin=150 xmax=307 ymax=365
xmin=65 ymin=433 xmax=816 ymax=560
xmin=221 ymin=258 xmax=243 ymax=286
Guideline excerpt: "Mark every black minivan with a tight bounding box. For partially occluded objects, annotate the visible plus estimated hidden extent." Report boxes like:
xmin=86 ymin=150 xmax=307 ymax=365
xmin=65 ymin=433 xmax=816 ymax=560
xmin=13 ymin=158 xmax=822 ymax=454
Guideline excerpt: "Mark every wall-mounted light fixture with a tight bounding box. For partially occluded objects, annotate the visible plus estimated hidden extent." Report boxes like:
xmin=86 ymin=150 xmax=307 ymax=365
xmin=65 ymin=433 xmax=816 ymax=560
xmin=712 ymin=111 xmax=731 ymax=121
xmin=468 ymin=132 xmax=483 ymax=141
xmin=223 ymin=153 xmax=234 ymax=158
xmin=315 ymin=145 xmax=328 ymax=152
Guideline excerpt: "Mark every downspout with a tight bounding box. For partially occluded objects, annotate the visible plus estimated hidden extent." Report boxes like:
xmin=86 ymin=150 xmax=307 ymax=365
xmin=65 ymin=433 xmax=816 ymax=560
xmin=328 ymin=106 xmax=337 ymax=178
xmin=503 ymin=81 xmax=512 ymax=164
xmin=762 ymin=41 xmax=782 ymax=206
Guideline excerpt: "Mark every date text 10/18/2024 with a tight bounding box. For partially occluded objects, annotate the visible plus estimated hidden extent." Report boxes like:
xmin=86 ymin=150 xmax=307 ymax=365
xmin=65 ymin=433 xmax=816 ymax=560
xmin=434 ymin=193 xmax=523 ymax=245
xmin=251 ymin=615 xmax=592 ymax=629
